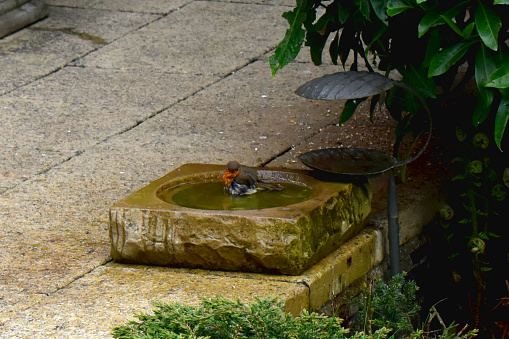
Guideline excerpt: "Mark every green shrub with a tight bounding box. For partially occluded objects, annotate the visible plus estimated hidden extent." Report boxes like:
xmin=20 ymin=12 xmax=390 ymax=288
xmin=270 ymin=0 xmax=509 ymax=150
xmin=112 ymin=296 xmax=390 ymax=339
xmin=351 ymin=273 xmax=478 ymax=338
xmin=352 ymin=273 xmax=420 ymax=337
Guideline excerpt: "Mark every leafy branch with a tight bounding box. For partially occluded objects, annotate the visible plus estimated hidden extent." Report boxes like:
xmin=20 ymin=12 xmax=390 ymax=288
xmin=270 ymin=0 xmax=509 ymax=150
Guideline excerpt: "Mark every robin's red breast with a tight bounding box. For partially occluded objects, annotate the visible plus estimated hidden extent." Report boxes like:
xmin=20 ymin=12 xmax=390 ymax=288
xmin=222 ymin=161 xmax=282 ymax=195
xmin=222 ymin=161 xmax=244 ymax=189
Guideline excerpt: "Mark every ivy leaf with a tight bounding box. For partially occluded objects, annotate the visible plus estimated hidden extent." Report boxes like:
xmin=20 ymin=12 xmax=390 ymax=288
xmin=428 ymin=41 xmax=473 ymax=77
xmin=494 ymin=0 xmax=509 ymax=3
xmin=475 ymin=2 xmax=502 ymax=51
xmin=486 ymin=62 xmax=509 ymax=88
xmin=269 ymin=3 xmax=307 ymax=76
xmin=494 ymin=90 xmax=509 ymax=151
xmin=386 ymin=0 xmax=411 ymax=17
xmin=340 ymin=98 xmax=368 ymax=124
xmin=371 ymin=0 xmax=389 ymax=24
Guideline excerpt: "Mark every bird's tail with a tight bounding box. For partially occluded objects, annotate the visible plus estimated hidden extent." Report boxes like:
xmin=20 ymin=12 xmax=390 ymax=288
xmin=256 ymin=181 xmax=283 ymax=191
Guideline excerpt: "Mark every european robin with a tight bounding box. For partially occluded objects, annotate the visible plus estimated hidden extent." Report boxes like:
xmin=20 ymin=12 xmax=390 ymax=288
xmin=222 ymin=161 xmax=282 ymax=195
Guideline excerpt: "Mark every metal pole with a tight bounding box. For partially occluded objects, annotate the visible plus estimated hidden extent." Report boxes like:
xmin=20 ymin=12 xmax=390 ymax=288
xmin=388 ymin=170 xmax=401 ymax=276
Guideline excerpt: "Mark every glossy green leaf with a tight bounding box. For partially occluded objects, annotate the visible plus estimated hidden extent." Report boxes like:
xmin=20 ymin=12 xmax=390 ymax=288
xmin=385 ymin=87 xmax=404 ymax=121
xmin=462 ymin=22 xmax=475 ymax=38
xmin=486 ymin=62 xmax=509 ymax=88
xmin=474 ymin=46 xmax=496 ymax=127
xmin=306 ymin=10 xmax=330 ymax=66
xmin=387 ymin=0 xmax=411 ymax=17
xmin=338 ymin=25 xmax=355 ymax=68
xmin=340 ymin=98 xmax=368 ymax=124
xmin=440 ymin=14 xmax=464 ymax=37
xmin=428 ymin=41 xmax=473 ymax=77
xmin=403 ymin=65 xmax=437 ymax=98
xmin=356 ymin=0 xmax=371 ymax=19
xmin=329 ymin=31 xmax=339 ymax=65
xmin=313 ymin=12 xmax=334 ymax=32
xmin=494 ymin=0 xmax=509 ymax=5
xmin=369 ymin=94 xmax=381 ymax=121
xmin=422 ymin=29 xmax=440 ymax=68
xmin=364 ymin=25 xmax=388 ymax=59
xmin=306 ymin=30 xmax=329 ymax=66
xmin=473 ymin=93 xmax=493 ymax=126
xmin=418 ymin=11 xmax=443 ymax=38
xmin=475 ymin=2 xmax=502 ymax=51
xmin=371 ymin=0 xmax=388 ymax=24
xmin=418 ymin=3 xmax=465 ymax=38
xmin=494 ymin=90 xmax=509 ymax=150
xmin=337 ymin=2 xmax=351 ymax=24
xmin=475 ymin=45 xmax=497 ymax=90
xmin=269 ymin=4 xmax=307 ymax=76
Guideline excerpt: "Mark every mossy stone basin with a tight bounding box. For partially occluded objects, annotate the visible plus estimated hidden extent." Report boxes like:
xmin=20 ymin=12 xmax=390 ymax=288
xmin=109 ymin=163 xmax=371 ymax=275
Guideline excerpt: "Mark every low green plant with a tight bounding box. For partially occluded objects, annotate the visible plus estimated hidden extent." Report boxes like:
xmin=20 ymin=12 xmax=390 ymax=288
xmin=352 ymin=273 xmax=478 ymax=339
xmin=352 ymin=273 xmax=420 ymax=337
xmin=416 ymin=304 xmax=479 ymax=339
xmin=112 ymin=296 xmax=390 ymax=339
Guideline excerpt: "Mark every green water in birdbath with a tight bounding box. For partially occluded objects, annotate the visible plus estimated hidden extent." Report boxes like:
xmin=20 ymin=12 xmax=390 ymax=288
xmin=158 ymin=181 xmax=313 ymax=210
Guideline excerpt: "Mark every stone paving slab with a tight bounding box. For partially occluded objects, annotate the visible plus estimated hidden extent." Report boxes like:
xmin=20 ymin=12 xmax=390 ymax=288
xmin=0 ymin=56 xmax=344 ymax=332
xmin=0 ymin=67 xmax=218 ymax=192
xmin=2 ymin=228 xmax=384 ymax=337
xmin=0 ymin=29 xmax=91 ymax=95
xmin=154 ymin=61 xmax=345 ymax=164
xmin=0 ymin=58 xmax=342 ymax=293
xmin=221 ymin=0 xmax=295 ymax=5
xmin=0 ymin=0 xmax=440 ymax=337
xmin=31 ymin=6 xmax=161 ymax=43
xmin=45 ymin=0 xmax=193 ymax=14
xmin=2 ymin=263 xmax=309 ymax=337
xmin=0 ymin=4 xmax=158 ymax=95
xmin=73 ymin=1 xmax=291 ymax=75
xmin=0 ymin=227 xmax=385 ymax=337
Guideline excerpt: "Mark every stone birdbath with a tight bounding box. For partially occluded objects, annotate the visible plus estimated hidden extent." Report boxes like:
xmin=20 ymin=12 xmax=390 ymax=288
xmin=109 ymin=163 xmax=371 ymax=275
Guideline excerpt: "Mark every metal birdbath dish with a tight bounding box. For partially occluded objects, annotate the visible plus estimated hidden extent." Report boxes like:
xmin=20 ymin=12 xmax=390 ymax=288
xmin=294 ymin=71 xmax=432 ymax=276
